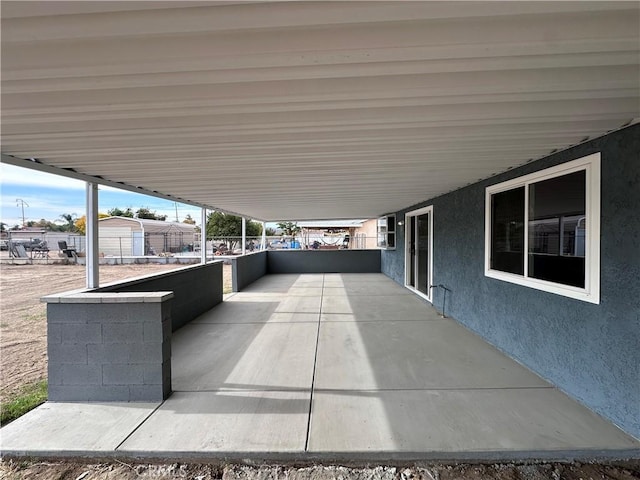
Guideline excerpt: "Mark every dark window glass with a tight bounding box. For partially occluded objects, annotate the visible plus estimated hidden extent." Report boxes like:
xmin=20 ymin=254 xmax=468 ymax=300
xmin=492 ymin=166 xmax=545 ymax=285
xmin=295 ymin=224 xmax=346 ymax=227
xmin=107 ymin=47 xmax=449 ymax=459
xmin=491 ymin=187 xmax=525 ymax=275
xmin=387 ymin=216 xmax=395 ymax=232
xmin=528 ymin=171 xmax=586 ymax=287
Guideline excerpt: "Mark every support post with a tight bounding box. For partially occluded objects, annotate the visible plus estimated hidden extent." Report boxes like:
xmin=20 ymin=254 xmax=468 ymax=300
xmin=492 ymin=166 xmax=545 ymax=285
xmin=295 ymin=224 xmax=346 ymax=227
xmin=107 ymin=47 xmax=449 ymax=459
xmin=241 ymin=217 xmax=247 ymax=255
xmin=86 ymin=182 xmax=99 ymax=288
xmin=261 ymin=221 xmax=267 ymax=251
xmin=201 ymin=208 xmax=207 ymax=264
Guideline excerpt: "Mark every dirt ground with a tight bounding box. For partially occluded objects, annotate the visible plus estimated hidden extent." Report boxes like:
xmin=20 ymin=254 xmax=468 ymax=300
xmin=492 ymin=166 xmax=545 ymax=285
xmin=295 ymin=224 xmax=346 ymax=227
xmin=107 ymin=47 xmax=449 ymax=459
xmin=0 ymin=461 xmax=639 ymax=480
xmin=0 ymin=262 xmax=232 ymax=404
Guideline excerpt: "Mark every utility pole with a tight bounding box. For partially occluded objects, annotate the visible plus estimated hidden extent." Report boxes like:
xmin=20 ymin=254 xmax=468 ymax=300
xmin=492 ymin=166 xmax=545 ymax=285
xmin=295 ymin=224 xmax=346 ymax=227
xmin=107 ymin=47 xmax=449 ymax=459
xmin=16 ymin=198 xmax=28 ymax=227
xmin=174 ymin=202 xmax=179 ymax=222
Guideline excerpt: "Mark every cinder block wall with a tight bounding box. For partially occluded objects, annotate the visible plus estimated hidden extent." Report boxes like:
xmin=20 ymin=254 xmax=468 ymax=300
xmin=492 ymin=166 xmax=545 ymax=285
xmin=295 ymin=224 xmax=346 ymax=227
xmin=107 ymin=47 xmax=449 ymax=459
xmin=98 ymin=261 xmax=223 ymax=331
xmin=231 ymin=251 xmax=267 ymax=292
xmin=267 ymin=250 xmax=381 ymax=274
xmin=46 ymin=293 xmax=173 ymax=402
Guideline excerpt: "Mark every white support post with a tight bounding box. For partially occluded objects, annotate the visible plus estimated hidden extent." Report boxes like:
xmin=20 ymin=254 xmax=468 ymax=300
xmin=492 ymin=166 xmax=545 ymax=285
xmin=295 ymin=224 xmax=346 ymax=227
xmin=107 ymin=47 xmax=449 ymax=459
xmin=261 ymin=221 xmax=267 ymax=251
xmin=201 ymin=208 xmax=207 ymax=264
xmin=86 ymin=182 xmax=99 ymax=289
xmin=241 ymin=217 xmax=247 ymax=255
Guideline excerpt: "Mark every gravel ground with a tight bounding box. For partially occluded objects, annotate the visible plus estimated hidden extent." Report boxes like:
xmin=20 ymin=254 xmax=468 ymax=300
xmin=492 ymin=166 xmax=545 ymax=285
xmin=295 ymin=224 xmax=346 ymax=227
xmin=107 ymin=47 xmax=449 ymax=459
xmin=1 ymin=461 xmax=639 ymax=480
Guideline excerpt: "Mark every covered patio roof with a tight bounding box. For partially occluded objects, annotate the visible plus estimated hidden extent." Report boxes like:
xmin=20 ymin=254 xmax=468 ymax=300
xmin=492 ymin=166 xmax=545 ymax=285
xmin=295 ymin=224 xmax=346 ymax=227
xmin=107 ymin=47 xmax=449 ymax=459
xmin=1 ymin=1 xmax=639 ymax=221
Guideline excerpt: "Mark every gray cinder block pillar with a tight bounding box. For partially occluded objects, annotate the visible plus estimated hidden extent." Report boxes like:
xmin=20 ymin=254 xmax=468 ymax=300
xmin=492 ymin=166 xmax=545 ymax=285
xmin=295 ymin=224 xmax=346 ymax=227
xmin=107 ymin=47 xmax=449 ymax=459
xmin=44 ymin=292 xmax=173 ymax=402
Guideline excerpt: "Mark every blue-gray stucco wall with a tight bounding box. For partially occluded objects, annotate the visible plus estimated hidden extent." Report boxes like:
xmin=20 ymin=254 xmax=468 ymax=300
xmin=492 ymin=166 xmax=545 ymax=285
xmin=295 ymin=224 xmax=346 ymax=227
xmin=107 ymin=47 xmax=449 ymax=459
xmin=382 ymin=124 xmax=640 ymax=438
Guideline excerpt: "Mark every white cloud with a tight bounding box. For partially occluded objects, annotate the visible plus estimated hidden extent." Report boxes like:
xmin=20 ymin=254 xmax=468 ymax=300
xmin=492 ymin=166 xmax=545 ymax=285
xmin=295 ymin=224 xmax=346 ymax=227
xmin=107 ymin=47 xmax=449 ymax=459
xmin=0 ymin=193 xmax=85 ymax=226
xmin=1 ymin=163 xmax=86 ymax=190
xmin=0 ymin=163 xmax=204 ymax=226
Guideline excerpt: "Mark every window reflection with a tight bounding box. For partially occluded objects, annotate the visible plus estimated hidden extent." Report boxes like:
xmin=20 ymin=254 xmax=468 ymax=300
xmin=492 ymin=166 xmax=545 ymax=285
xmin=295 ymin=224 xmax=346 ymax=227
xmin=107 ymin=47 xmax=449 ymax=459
xmin=491 ymin=186 xmax=525 ymax=275
xmin=528 ymin=171 xmax=586 ymax=287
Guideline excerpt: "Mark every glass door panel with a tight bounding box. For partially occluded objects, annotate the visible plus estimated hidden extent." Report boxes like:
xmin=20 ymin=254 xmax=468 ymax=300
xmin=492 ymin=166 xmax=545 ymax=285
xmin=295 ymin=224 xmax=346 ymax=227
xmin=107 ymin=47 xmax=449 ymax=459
xmin=409 ymin=216 xmax=416 ymax=287
xmin=417 ymin=213 xmax=430 ymax=295
xmin=405 ymin=207 xmax=433 ymax=302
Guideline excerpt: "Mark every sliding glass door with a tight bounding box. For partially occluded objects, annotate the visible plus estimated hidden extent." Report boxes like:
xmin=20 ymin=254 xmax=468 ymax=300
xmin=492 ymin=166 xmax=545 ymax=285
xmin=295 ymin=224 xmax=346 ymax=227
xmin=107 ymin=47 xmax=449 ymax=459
xmin=405 ymin=206 xmax=433 ymax=301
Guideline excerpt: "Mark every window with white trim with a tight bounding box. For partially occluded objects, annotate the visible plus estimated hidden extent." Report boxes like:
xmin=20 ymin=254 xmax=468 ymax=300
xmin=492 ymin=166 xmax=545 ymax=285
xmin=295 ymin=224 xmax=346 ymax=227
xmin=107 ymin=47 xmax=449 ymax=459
xmin=377 ymin=214 xmax=396 ymax=249
xmin=485 ymin=153 xmax=600 ymax=304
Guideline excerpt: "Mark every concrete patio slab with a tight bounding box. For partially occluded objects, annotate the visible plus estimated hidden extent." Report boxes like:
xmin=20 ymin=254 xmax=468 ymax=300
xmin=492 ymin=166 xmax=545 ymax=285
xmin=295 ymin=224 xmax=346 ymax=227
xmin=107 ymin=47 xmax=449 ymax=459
xmin=292 ymin=274 xmax=325 ymax=286
xmin=3 ymin=273 xmax=639 ymax=462
xmin=322 ymin=283 xmax=412 ymax=296
xmin=244 ymin=274 xmax=324 ymax=289
xmin=274 ymin=295 xmax=322 ymax=313
xmin=192 ymin=294 xmax=320 ymax=319
xmin=195 ymin=308 xmax=318 ymax=325
xmin=326 ymin=273 xmax=393 ymax=281
xmin=320 ymin=314 xmax=429 ymax=322
xmin=321 ymin=294 xmax=433 ymax=319
xmin=192 ymin=298 xmax=282 ymax=323
xmin=238 ymin=275 xmax=306 ymax=293
xmin=172 ymin=322 xmax=318 ymax=391
xmin=324 ymin=273 xmax=399 ymax=286
xmin=119 ymin=390 xmax=310 ymax=453
xmin=308 ymin=388 xmax=639 ymax=454
xmin=314 ymin=320 xmax=549 ymax=390
xmin=0 ymin=402 xmax=157 ymax=453
xmin=286 ymin=287 xmax=325 ymax=296
xmin=239 ymin=285 xmax=325 ymax=296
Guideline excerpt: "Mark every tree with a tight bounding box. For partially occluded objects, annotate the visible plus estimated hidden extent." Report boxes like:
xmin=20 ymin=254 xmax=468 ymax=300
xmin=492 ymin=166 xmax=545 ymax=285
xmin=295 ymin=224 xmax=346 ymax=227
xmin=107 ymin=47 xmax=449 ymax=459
xmin=59 ymin=213 xmax=78 ymax=232
xmin=136 ymin=207 xmax=167 ymax=221
xmin=182 ymin=214 xmax=196 ymax=225
xmin=277 ymin=222 xmax=301 ymax=238
xmin=74 ymin=213 xmax=110 ymax=234
xmin=206 ymin=212 xmax=261 ymax=250
xmin=24 ymin=219 xmax=63 ymax=231
xmin=75 ymin=216 xmax=86 ymax=234
xmin=107 ymin=207 xmax=134 ymax=218
xmin=265 ymin=227 xmax=276 ymax=236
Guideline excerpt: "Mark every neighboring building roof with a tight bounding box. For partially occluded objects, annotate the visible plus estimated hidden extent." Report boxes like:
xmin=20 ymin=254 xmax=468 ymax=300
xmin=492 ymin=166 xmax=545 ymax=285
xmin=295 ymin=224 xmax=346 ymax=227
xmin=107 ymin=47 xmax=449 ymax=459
xmin=296 ymin=220 xmax=368 ymax=229
xmin=7 ymin=228 xmax=48 ymax=237
xmin=100 ymin=216 xmax=196 ymax=234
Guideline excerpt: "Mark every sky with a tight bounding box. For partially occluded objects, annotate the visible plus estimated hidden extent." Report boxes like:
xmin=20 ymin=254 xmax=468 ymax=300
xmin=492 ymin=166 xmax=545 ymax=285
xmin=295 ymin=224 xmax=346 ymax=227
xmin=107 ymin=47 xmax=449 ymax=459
xmin=1 ymin=163 xmax=203 ymax=228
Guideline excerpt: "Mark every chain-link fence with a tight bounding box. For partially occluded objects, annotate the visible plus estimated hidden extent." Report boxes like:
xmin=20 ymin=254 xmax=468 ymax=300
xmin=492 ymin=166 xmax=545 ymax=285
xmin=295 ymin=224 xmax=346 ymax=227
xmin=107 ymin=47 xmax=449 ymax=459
xmin=2 ymin=231 xmax=381 ymax=261
xmin=2 ymin=232 xmax=85 ymax=259
xmin=206 ymin=235 xmax=380 ymax=254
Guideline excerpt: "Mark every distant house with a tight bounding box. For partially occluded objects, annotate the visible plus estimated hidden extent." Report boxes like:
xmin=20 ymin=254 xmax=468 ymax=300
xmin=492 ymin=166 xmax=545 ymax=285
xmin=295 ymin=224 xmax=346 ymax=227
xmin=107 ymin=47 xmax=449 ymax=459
xmin=297 ymin=219 xmax=378 ymax=249
xmin=99 ymin=217 xmax=197 ymax=256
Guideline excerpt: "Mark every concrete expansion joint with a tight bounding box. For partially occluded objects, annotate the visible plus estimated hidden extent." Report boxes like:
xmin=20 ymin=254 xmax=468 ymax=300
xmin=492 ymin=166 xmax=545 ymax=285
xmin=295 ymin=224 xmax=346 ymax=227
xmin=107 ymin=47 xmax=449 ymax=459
xmin=304 ymin=274 xmax=325 ymax=452
xmin=114 ymin=401 xmax=167 ymax=451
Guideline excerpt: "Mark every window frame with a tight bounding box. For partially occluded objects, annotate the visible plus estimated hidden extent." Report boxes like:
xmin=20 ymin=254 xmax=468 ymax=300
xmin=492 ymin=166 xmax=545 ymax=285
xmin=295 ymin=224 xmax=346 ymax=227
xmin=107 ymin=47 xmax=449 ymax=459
xmin=484 ymin=153 xmax=601 ymax=304
xmin=377 ymin=214 xmax=396 ymax=250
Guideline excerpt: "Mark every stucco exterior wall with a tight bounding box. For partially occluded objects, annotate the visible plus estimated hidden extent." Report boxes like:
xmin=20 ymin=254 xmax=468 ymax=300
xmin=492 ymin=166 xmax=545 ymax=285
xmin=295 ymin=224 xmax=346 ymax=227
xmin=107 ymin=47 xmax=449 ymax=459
xmin=382 ymin=124 xmax=640 ymax=438
xmin=353 ymin=218 xmax=379 ymax=249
